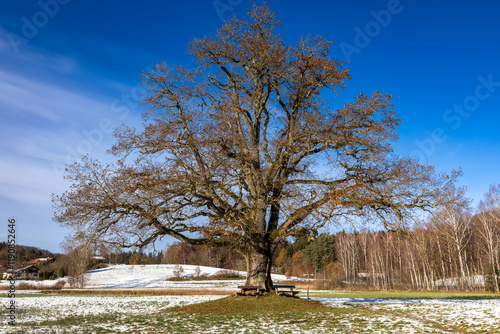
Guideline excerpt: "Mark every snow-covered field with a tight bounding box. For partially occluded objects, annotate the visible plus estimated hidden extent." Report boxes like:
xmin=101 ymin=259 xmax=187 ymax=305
xmin=0 ymin=294 xmax=226 ymax=333
xmin=84 ymin=264 xmax=293 ymax=290
xmin=88 ymin=264 xmax=233 ymax=289
xmin=315 ymin=297 xmax=500 ymax=331
xmin=2 ymin=294 xmax=500 ymax=333
xmin=3 ymin=295 xmax=225 ymax=321
xmin=0 ymin=264 xmax=294 ymax=291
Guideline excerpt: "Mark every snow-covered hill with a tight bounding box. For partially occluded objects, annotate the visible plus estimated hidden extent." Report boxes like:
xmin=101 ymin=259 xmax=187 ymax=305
xmin=84 ymin=264 xmax=292 ymax=289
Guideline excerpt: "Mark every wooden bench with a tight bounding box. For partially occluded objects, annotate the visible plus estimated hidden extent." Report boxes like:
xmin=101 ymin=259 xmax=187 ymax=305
xmin=237 ymin=285 xmax=263 ymax=296
xmin=274 ymin=284 xmax=300 ymax=297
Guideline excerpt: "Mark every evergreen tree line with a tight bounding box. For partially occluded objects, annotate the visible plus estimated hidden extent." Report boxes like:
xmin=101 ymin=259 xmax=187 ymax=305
xmin=95 ymin=245 xmax=245 ymax=269
xmin=106 ymin=249 xmax=164 ymax=265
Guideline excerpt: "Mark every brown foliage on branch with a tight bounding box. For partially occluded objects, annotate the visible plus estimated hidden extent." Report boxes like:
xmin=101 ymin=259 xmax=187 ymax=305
xmin=53 ymin=4 xmax=464 ymax=290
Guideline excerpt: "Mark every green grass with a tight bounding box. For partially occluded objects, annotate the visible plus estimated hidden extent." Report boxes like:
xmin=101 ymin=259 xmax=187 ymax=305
xmin=304 ymin=289 xmax=500 ymax=300
xmin=174 ymin=293 xmax=328 ymax=314
xmin=39 ymin=288 xmax=232 ymax=296
xmin=165 ymin=294 xmax=363 ymax=333
xmin=0 ymin=293 xmax=45 ymax=298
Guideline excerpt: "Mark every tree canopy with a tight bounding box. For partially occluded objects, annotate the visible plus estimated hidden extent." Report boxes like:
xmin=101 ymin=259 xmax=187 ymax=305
xmin=53 ymin=4 xmax=464 ymax=290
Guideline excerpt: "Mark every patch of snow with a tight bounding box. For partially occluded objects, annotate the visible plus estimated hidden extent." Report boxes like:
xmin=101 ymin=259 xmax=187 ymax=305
xmin=433 ymin=275 xmax=484 ymax=288
xmin=0 ymin=295 xmax=225 ymax=326
xmin=314 ymin=297 xmax=500 ymax=331
xmin=0 ymin=277 xmax=69 ymax=289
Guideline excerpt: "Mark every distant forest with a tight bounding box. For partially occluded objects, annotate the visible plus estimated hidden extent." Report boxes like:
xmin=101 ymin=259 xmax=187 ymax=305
xmin=0 ymin=242 xmax=59 ymax=264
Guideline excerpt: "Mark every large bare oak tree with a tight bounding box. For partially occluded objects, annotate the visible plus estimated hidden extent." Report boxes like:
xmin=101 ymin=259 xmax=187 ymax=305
xmin=53 ymin=4 xmax=463 ymax=290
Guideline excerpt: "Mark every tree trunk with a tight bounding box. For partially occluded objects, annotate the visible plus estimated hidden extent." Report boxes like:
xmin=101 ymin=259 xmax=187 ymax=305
xmin=245 ymin=250 xmax=274 ymax=291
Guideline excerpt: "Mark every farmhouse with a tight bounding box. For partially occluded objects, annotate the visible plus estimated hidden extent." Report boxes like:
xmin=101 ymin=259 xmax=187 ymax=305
xmin=90 ymin=255 xmax=106 ymax=268
xmin=2 ymin=264 xmax=40 ymax=280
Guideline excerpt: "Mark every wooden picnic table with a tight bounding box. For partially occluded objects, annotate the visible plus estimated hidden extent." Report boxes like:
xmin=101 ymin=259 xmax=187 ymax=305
xmin=274 ymin=284 xmax=300 ymax=297
xmin=237 ymin=285 xmax=263 ymax=296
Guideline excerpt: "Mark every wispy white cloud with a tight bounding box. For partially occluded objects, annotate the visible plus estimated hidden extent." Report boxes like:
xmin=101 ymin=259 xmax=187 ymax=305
xmin=0 ymin=36 xmax=9 ymax=52
xmin=0 ymin=51 xmax=139 ymax=204
xmin=0 ymin=68 xmax=111 ymax=121
xmin=0 ymin=153 xmax=66 ymax=205
xmin=0 ymin=26 xmax=78 ymax=72
xmin=0 ymin=22 xmax=149 ymax=251
xmin=20 ymin=49 xmax=80 ymax=74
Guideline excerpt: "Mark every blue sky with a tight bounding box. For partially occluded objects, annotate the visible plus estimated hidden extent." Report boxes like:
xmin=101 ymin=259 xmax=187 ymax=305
xmin=0 ymin=0 xmax=499 ymax=253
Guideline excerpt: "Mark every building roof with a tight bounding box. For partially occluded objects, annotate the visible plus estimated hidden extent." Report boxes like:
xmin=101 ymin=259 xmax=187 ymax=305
xmin=8 ymin=264 xmax=39 ymax=273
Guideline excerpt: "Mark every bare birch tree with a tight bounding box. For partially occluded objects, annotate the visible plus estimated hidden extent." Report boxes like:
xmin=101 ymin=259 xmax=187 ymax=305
xmin=476 ymin=185 xmax=500 ymax=292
